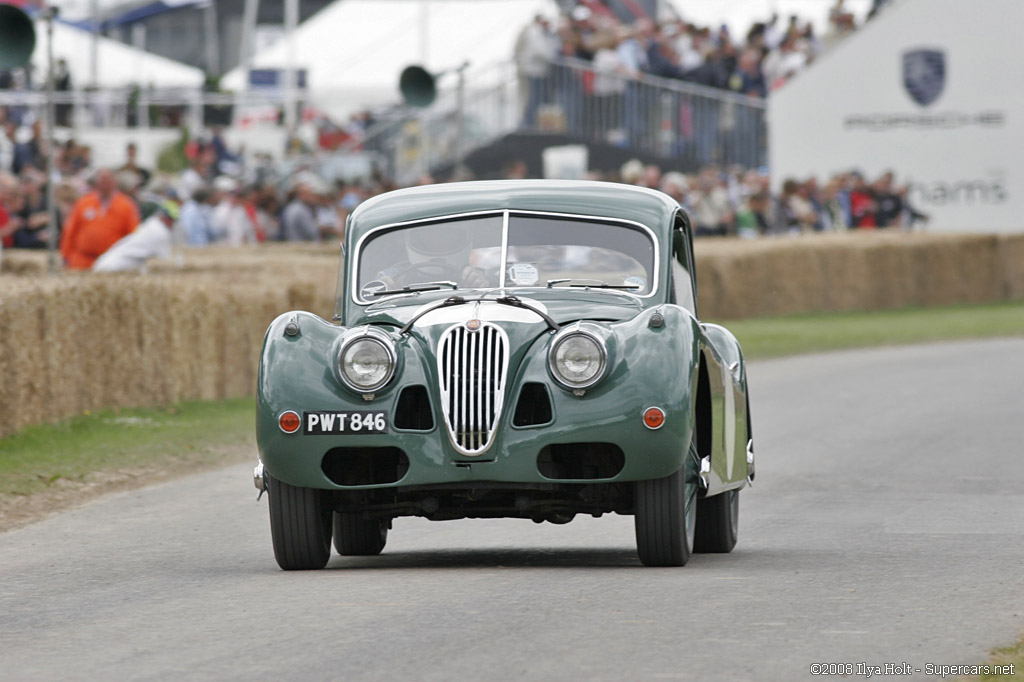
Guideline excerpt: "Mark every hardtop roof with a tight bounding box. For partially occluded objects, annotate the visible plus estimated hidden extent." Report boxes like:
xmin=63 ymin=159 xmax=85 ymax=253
xmin=347 ymin=180 xmax=681 ymax=238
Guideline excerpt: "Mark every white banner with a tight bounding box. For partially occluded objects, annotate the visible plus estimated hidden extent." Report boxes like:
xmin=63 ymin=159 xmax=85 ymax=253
xmin=769 ymin=0 xmax=1024 ymax=232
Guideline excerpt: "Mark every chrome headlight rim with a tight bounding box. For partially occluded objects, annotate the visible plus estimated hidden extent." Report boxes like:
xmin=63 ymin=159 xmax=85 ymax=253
xmin=548 ymin=329 xmax=608 ymax=390
xmin=338 ymin=330 xmax=397 ymax=393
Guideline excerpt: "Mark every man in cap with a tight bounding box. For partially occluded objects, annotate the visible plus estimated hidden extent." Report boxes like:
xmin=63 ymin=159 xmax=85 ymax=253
xmin=93 ymin=201 xmax=179 ymax=272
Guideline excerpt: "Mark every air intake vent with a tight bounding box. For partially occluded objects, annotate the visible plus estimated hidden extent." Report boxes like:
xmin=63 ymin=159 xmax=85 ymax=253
xmin=394 ymin=385 xmax=434 ymax=430
xmin=437 ymin=322 xmax=510 ymax=456
xmin=513 ymin=383 xmax=553 ymax=426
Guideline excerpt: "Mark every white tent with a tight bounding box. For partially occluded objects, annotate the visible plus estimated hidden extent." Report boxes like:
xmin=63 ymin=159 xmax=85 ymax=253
xmin=221 ymin=0 xmax=556 ymax=103
xmin=31 ymin=19 xmax=205 ymax=88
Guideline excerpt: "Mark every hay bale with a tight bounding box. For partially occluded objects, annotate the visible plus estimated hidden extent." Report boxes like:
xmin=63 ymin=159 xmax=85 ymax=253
xmin=998 ymin=234 xmax=1024 ymax=300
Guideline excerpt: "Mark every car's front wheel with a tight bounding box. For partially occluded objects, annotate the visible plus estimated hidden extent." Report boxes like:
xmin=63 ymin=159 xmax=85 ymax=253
xmin=333 ymin=512 xmax=388 ymax=556
xmin=268 ymin=475 xmax=332 ymax=570
xmin=634 ymin=441 xmax=699 ymax=567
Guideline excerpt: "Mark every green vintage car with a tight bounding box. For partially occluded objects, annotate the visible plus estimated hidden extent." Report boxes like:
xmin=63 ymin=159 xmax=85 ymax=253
xmin=254 ymin=180 xmax=754 ymax=569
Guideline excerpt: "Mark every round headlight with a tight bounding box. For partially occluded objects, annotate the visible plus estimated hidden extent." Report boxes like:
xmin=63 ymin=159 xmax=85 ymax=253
xmin=339 ymin=337 xmax=395 ymax=391
xmin=550 ymin=332 xmax=606 ymax=389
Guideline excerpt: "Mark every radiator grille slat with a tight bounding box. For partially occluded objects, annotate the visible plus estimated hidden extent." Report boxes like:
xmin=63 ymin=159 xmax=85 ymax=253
xmin=437 ymin=322 xmax=509 ymax=456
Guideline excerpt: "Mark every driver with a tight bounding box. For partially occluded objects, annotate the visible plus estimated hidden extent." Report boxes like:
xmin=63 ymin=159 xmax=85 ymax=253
xmin=376 ymin=223 xmax=491 ymax=289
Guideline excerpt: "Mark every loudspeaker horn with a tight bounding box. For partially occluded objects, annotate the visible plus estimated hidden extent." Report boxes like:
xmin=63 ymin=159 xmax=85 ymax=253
xmin=399 ymin=65 xmax=436 ymax=108
xmin=0 ymin=4 xmax=36 ymax=69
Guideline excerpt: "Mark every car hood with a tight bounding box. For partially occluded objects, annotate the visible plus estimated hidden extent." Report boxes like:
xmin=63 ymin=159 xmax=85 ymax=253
xmin=351 ymin=289 xmax=646 ymax=330
xmin=351 ymin=290 xmax=648 ymax=372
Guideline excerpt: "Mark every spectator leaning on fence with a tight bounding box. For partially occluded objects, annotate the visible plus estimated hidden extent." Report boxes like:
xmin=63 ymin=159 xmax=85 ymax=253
xmin=515 ymin=14 xmax=558 ymax=128
xmin=60 ymin=168 xmax=140 ymax=269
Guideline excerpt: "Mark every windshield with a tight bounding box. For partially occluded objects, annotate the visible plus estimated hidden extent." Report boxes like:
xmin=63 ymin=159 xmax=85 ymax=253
xmin=353 ymin=212 xmax=656 ymax=302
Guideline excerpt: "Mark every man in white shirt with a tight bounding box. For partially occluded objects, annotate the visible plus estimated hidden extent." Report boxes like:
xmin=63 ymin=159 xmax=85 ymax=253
xmin=210 ymin=176 xmax=256 ymax=246
xmin=93 ymin=201 xmax=179 ymax=272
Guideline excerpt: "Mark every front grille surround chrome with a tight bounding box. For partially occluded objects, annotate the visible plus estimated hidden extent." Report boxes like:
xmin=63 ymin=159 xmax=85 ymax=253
xmin=437 ymin=321 xmax=510 ymax=456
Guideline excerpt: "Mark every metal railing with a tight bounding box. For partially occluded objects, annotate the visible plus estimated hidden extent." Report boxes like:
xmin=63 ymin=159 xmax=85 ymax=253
xmin=0 ymin=88 xmax=231 ymax=131
xmin=1 ymin=56 xmax=767 ymax=177
xmin=351 ymin=57 xmax=767 ymax=182
xmin=521 ymin=58 xmax=767 ymax=169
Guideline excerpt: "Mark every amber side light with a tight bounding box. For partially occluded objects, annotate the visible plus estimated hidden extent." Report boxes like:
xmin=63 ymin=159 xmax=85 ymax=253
xmin=642 ymin=407 xmax=665 ymax=430
xmin=279 ymin=411 xmax=301 ymax=433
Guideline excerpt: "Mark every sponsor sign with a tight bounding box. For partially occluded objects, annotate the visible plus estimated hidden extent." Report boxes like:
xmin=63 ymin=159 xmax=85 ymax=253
xmin=769 ymin=0 xmax=1024 ymax=232
xmin=902 ymin=49 xmax=945 ymax=107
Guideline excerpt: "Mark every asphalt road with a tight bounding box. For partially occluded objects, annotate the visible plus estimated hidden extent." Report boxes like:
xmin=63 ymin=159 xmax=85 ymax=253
xmin=2 ymin=339 xmax=1023 ymax=682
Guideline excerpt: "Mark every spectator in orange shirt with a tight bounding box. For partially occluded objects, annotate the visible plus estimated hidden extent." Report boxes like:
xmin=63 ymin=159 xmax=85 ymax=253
xmin=60 ymin=168 xmax=140 ymax=269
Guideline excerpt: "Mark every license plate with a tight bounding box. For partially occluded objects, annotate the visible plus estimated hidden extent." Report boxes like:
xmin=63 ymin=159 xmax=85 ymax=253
xmin=303 ymin=411 xmax=388 ymax=435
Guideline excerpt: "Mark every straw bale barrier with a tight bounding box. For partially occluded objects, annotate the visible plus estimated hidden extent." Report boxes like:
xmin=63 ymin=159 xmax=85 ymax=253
xmin=0 ymin=247 xmax=338 ymax=439
xmin=2 ymin=233 xmax=1023 ymax=438
xmin=693 ymin=232 xmax=1024 ymax=319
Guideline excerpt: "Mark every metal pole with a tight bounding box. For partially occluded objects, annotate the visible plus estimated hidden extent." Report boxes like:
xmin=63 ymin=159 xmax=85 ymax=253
xmin=204 ymin=1 xmax=220 ymax=76
xmin=454 ymin=62 xmax=468 ymax=178
xmin=90 ymin=0 xmax=99 ymax=87
xmin=45 ymin=8 xmax=60 ymax=273
xmin=283 ymin=0 xmax=298 ymax=134
xmin=419 ymin=0 xmax=428 ymax=64
xmin=132 ymin=24 xmax=147 ymax=128
xmin=239 ymin=0 xmax=260 ymax=90
xmin=235 ymin=0 xmax=260 ymax=125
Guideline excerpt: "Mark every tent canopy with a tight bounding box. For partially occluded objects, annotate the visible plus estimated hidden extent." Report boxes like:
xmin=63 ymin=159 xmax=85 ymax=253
xmin=31 ymin=19 xmax=205 ymax=88
xmin=222 ymin=0 xmax=556 ymax=98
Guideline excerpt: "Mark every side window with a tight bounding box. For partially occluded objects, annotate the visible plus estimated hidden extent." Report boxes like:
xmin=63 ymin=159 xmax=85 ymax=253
xmin=671 ymin=212 xmax=697 ymax=314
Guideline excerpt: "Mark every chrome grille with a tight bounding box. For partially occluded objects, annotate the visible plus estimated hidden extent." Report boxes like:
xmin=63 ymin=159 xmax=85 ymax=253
xmin=437 ymin=322 xmax=509 ymax=456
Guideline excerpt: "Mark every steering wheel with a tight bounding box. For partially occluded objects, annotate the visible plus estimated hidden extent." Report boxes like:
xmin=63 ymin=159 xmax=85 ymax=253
xmin=392 ymin=260 xmax=466 ymax=286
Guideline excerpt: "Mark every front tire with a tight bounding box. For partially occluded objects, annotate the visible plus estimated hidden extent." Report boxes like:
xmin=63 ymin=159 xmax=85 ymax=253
xmin=268 ymin=475 xmax=332 ymax=570
xmin=694 ymin=489 xmax=739 ymax=553
xmin=333 ymin=512 xmax=388 ymax=556
xmin=634 ymin=442 xmax=699 ymax=567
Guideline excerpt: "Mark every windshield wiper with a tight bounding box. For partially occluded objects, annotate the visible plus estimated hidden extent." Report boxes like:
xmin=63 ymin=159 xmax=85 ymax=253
xmin=546 ymin=278 xmax=641 ymax=290
xmin=399 ymin=296 xmax=467 ymax=335
xmin=369 ymin=281 xmax=459 ymax=297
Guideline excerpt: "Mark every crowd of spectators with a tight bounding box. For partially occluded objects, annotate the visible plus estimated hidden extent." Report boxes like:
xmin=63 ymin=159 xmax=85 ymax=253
xmin=516 ymin=0 xmax=892 ymax=106
xmin=0 ymin=118 xmax=396 ymax=272
xmin=592 ymin=159 xmax=927 ymax=236
xmin=0 ymin=120 xmax=928 ymax=276
xmin=511 ymin=1 xmax=893 ymax=162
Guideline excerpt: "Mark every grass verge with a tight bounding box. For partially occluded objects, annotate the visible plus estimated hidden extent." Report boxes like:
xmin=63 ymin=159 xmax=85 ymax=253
xmin=960 ymin=635 xmax=1022 ymax=680
xmin=710 ymin=299 xmax=1024 ymax=359
xmin=0 ymin=398 xmax=255 ymax=531
xmin=0 ymin=398 xmax=255 ymax=498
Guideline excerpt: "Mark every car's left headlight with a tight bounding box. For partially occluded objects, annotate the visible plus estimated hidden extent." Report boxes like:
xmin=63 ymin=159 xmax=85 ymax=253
xmin=549 ymin=330 xmax=607 ymax=390
xmin=339 ymin=334 xmax=396 ymax=392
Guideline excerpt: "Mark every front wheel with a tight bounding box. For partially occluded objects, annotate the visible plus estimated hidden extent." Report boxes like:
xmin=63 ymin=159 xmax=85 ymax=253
xmin=694 ymin=489 xmax=739 ymax=553
xmin=267 ymin=476 xmax=332 ymax=570
xmin=634 ymin=443 xmax=699 ymax=567
xmin=333 ymin=512 xmax=388 ymax=556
